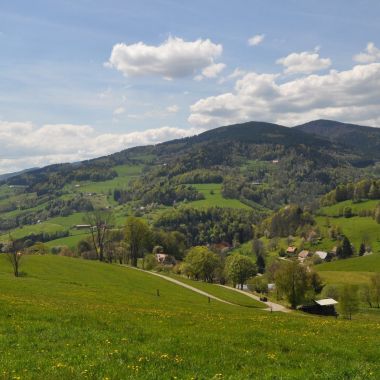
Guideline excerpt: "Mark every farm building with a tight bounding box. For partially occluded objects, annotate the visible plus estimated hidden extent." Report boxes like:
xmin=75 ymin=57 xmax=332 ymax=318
xmin=299 ymin=298 xmax=338 ymax=316
xmin=74 ymin=224 xmax=91 ymax=230
xmin=298 ymin=250 xmax=310 ymax=261
xmin=315 ymin=251 xmax=328 ymax=260
xmin=286 ymin=246 xmax=297 ymax=255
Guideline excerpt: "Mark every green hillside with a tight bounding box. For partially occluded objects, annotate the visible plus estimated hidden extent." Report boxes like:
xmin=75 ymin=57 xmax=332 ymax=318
xmin=0 ymin=255 xmax=379 ymax=379
xmin=317 ymin=253 xmax=380 ymax=272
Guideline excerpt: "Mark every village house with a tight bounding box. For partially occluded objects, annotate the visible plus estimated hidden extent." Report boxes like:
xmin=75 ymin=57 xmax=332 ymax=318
xmin=298 ymin=250 xmax=310 ymax=262
xmin=286 ymin=246 xmax=297 ymax=255
xmin=315 ymin=251 xmax=328 ymax=260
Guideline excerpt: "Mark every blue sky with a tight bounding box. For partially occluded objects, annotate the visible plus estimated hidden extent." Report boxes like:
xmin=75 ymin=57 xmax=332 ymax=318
xmin=1 ymin=0 xmax=380 ymax=173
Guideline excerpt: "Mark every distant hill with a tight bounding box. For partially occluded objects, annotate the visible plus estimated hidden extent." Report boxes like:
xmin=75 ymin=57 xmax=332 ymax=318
xmin=0 ymin=167 xmax=39 ymax=181
xmin=295 ymin=119 xmax=380 ymax=163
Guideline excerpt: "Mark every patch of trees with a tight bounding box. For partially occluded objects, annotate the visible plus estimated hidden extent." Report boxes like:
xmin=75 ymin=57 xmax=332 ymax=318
xmin=122 ymin=177 xmax=204 ymax=206
xmin=274 ymin=261 xmax=324 ymax=309
xmin=321 ymin=179 xmax=380 ymax=206
xmin=155 ymin=206 xmax=259 ymax=246
xmin=181 ymin=246 xmax=221 ymax=282
xmin=45 ymin=196 xmax=94 ymax=217
xmin=72 ymin=214 xmax=187 ymax=264
xmin=6 ymin=161 xmax=117 ymax=195
xmin=260 ymin=205 xmax=314 ymax=238
xmin=172 ymin=169 xmax=223 ymax=184
xmin=7 ymin=230 xmax=70 ymax=248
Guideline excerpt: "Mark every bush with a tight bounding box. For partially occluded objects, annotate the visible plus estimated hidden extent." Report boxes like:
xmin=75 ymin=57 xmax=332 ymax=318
xmin=59 ymin=246 xmax=77 ymax=258
xmin=247 ymin=276 xmax=268 ymax=293
xmin=144 ymin=254 xmax=158 ymax=270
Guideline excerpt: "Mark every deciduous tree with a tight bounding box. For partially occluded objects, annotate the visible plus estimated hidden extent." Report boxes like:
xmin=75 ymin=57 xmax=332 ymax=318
xmin=183 ymin=246 xmax=220 ymax=282
xmin=225 ymin=254 xmax=257 ymax=289
xmin=339 ymin=285 xmax=359 ymax=320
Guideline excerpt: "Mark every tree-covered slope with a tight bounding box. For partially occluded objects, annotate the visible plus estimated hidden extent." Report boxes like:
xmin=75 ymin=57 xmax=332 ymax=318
xmin=295 ymin=119 xmax=380 ymax=162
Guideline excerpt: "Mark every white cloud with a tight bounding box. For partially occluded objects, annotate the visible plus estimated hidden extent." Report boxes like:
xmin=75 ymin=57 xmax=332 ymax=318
xmin=277 ymin=50 xmax=331 ymax=74
xmin=248 ymin=34 xmax=265 ymax=46
xmin=106 ymin=36 xmax=224 ymax=80
xmin=218 ymin=68 xmax=247 ymax=84
xmin=0 ymin=121 xmax=203 ymax=174
xmin=354 ymin=42 xmax=380 ymax=63
xmin=113 ymin=106 xmax=126 ymax=115
xmin=202 ymin=62 xmax=226 ymax=78
xmin=166 ymin=105 xmax=180 ymax=113
xmin=189 ymin=62 xmax=380 ymax=127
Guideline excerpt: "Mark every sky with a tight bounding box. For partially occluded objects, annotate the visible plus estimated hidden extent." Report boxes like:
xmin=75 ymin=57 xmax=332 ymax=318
xmin=1 ymin=0 xmax=380 ymax=174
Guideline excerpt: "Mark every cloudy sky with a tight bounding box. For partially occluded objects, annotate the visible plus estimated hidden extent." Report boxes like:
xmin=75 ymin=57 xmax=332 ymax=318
xmin=1 ymin=0 xmax=380 ymax=174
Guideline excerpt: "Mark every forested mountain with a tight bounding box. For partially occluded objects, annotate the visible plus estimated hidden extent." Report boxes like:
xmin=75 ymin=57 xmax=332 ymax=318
xmin=2 ymin=120 xmax=379 ymax=208
xmin=295 ymin=119 xmax=380 ymax=163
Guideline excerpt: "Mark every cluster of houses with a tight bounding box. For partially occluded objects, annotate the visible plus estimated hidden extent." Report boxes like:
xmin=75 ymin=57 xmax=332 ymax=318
xmin=286 ymin=246 xmax=335 ymax=262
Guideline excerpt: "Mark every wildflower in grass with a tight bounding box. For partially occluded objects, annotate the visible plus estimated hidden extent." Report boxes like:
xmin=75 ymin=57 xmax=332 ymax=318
xmin=267 ymin=352 xmax=277 ymax=360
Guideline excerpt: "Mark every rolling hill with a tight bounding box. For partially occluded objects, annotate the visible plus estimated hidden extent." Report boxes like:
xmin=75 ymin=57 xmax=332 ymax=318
xmin=296 ymin=119 xmax=380 ymax=163
xmin=0 ymin=119 xmax=380 ymax=248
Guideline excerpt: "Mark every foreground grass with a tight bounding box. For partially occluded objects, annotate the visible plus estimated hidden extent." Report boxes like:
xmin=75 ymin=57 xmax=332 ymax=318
xmin=0 ymin=256 xmax=379 ymax=379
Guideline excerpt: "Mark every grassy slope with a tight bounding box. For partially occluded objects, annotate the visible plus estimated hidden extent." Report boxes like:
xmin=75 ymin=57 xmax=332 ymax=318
xmin=318 ymin=253 xmax=380 ymax=272
xmin=0 ymin=255 xmax=379 ymax=379
xmin=315 ymin=215 xmax=380 ymax=253
xmin=188 ymin=183 xmax=251 ymax=209
xmin=316 ymin=252 xmax=380 ymax=285
xmin=319 ymin=200 xmax=380 ymax=217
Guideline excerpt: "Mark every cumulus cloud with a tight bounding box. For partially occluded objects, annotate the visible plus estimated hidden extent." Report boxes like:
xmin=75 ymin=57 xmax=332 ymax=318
xmin=113 ymin=106 xmax=126 ymax=115
xmin=189 ymin=63 xmax=380 ymax=127
xmin=166 ymin=105 xmax=180 ymax=113
xmin=0 ymin=121 xmax=203 ymax=174
xmin=106 ymin=36 xmax=224 ymax=80
xmin=277 ymin=50 xmax=331 ymax=74
xmin=354 ymin=42 xmax=380 ymax=63
xmin=248 ymin=34 xmax=265 ymax=46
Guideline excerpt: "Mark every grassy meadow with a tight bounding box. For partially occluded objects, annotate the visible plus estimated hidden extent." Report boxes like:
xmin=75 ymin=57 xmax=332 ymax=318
xmin=188 ymin=183 xmax=251 ymax=209
xmin=0 ymin=255 xmax=379 ymax=379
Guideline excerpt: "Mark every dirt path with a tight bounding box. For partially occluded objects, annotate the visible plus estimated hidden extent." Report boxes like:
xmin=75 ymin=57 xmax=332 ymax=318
xmin=217 ymin=284 xmax=290 ymax=313
xmin=125 ymin=266 xmax=290 ymax=312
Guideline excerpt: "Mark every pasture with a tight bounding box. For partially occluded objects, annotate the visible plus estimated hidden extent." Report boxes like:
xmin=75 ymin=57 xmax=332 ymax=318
xmin=0 ymin=255 xmax=379 ymax=379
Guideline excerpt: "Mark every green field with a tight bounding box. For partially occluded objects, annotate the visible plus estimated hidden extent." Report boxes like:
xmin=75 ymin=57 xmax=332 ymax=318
xmin=0 ymin=255 xmax=379 ymax=379
xmin=318 ymin=271 xmax=373 ymax=285
xmin=319 ymin=200 xmax=380 ymax=217
xmin=316 ymin=253 xmax=380 ymax=285
xmin=315 ymin=216 xmax=380 ymax=253
xmin=317 ymin=253 xmax=380 ymax=272
xmin=188 ymin=183 xmax=251 ymax=209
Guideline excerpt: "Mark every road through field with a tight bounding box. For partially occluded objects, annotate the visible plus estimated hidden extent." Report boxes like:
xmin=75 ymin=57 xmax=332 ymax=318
xmin=125 ymin=266 xmax=289 ymax=312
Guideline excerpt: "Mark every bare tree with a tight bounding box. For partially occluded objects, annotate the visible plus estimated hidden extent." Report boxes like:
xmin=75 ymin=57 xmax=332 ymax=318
xmin=5 ymin=236 xmax=23 ymax=277
xmin=84 ymin=211 xmax=113 ymax=262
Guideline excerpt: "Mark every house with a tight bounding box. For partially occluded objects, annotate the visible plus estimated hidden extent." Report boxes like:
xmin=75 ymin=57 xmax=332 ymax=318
xmin=298 ymin=250 xmax=310 ymax=262
xmin=74 ymin=224 xmax=91 ymax=230
xmin=299 ymin=298 xmax=338 ymax=316
xmin=315 ymin=251 xmax=328 ymax=260
xmin=211 ymin=242 xmax=232 ymax=253
xmin=286 ymin=246 xmax=297 ymax=255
